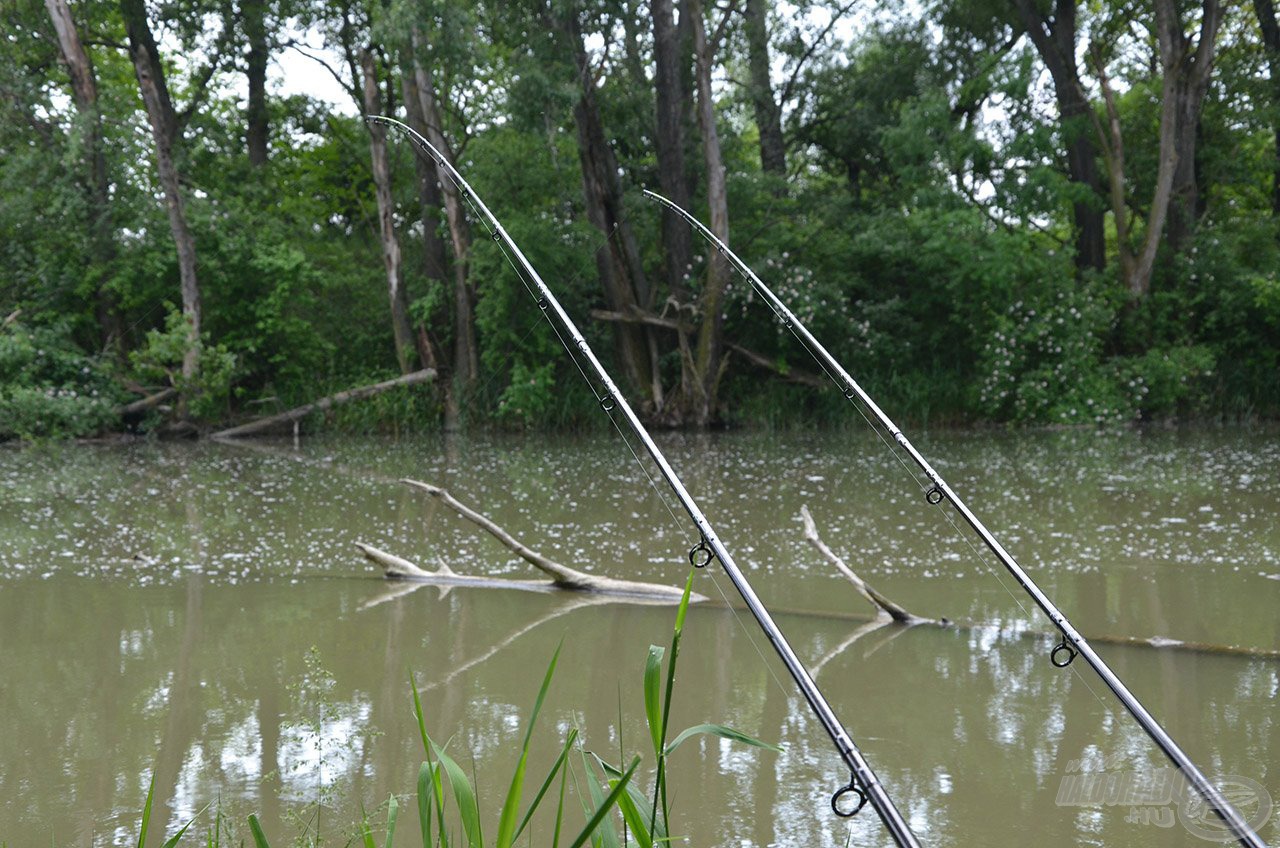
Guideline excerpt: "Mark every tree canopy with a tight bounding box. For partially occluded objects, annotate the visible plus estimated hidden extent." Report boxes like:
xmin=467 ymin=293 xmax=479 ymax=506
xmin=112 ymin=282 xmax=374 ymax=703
xmin=2 ymin=0 xmax=1278 ymax=438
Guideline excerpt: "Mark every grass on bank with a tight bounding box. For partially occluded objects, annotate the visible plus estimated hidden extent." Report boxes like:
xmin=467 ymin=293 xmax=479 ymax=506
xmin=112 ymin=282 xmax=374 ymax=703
xmin=134 ymin=573 xmax=777 ymax=847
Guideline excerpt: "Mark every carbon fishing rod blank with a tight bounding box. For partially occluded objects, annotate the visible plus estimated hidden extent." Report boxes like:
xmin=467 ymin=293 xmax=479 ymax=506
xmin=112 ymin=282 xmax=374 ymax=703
xmin=643 ymin=187 xmax=1270 ymax=848
xmin=370 ymin=115 xmax=923 ymax=848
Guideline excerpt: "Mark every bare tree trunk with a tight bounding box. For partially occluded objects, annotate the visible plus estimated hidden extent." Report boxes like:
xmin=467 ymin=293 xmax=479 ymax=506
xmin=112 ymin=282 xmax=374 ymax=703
xmin=44 ymin=0 xmax=120 ymax=350
xmin=1255 ymin=0 xmax=1280 ymax=219
xmin=212 ymin=368 xmax=435 ymax=437
xmin=567 ymin=14 xmax=661 ymax=409
xmin=410 ymin=27 xmax=477 ymax=429
xmin=1132 ymin=0 xmax=1222 ymax=294
xmin=689 ymin=0 xmax=731 ymax=427
xmin=242 ymin=0 xmax=269 ymax=166
xmin=1159 ymin=0 xmax=1222 ymax=256
xmin=360 ymin=48 xmax=416 ymax=374
xmin=1089 ymin=49 xmax=1137 ymax=287
xmin=120 ymin=0 xmax=201 ymax=393
xmin=652 ymin=0 xmax=694 ymax=301
xmin=1013 ymin=0 xmax=1106 ymax=275
xmin=401 ymin=62 xmax=448 ymax=377
xmin=401 ymin=69 xmax=450 ymax=288
xmin=744 ymin=0 xmax=786 ymax=183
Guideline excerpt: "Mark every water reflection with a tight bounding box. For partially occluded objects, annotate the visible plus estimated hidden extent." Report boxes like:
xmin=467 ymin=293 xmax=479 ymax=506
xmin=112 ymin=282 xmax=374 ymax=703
xmin=0 ymin=428 xmax=1276 ymax=846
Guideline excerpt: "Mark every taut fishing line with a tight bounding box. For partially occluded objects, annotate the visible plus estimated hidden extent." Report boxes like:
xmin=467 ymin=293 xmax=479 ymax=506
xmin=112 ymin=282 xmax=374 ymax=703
xmin=644 ymin=189 xmax=1268 ymax=848
xmin=371 ymin=115 xmax=923 ymax=848
xmin=437 ymin=145 xmax=807 ymax=711
xmin=482 ymin=192 xmax=802 ymax=711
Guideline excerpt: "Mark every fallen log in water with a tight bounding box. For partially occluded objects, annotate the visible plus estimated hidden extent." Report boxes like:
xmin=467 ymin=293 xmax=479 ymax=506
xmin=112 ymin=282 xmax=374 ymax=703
xmin=359 ymin=479 xmax=704 ymax=602
xmin=800 ymin=505 xmax=931 ymax=624
xmin=799 ymin=505 xmax=1280 ymax=661
xmin=212 ymin=369 xmax=436 ymax=438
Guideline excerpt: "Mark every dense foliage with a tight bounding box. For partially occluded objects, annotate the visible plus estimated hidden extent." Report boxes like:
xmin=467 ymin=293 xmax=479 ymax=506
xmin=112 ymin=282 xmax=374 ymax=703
xmin=1 ymin=0 xmax=1277 ymax=437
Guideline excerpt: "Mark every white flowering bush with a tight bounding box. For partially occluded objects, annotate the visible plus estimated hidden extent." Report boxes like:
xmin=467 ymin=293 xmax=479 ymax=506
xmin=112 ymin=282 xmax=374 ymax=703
xmin=0 ymin=322 xmax=124 ymax=439
xmin=978 ymin=285 xmax=1138 ymax=425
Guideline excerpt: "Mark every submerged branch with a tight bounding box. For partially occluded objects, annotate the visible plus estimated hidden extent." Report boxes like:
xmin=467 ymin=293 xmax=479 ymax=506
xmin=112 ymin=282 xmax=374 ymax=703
xmin=800 ymin=504 xmax=929 ymax=624
xmin=392 ymin=479 xmax=703 ymax=601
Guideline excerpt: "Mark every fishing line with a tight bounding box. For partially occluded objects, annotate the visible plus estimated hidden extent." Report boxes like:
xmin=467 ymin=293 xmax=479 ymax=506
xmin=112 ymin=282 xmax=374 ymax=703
xmin=675 ymin=197 xmax=1122 ymax=719
xmin=647 ymin=191 xmax=1268 ymax=848
xmin=372 ymin=116 xmax=926 ymax=847
xmin=491 ymin=209 xmax=820 ymax=710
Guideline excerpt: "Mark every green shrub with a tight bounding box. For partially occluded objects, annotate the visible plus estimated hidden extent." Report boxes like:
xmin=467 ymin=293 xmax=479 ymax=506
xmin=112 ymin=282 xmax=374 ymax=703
xmin=129 ymin=306 xmax=237 ymax=421
xmin=0 ymin=321 xmax=123 ymax=439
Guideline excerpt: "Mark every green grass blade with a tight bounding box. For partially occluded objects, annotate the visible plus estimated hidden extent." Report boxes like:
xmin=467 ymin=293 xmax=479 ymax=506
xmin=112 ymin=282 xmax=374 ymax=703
xmin=590 ymin=755 xmax=664 ymax=848
xmin=360 ymin=807 xmax=378 ymax=848
xmin=136 ymin=772 xmax=156 ymax=848
xmin=651 ymin=572 xmax=695 ymax=835
xmin=512 ymin=727 xmax=578 ymax=844
xmin=566 ymin=757 xmax=640 ymax=848
xmin=431 ymin=761 xmax=449 ymax=848
xmin=385 ymin=795 xmax=399 ymax=848
xmin=643 ymin=645 xmax=664 ymax=761
xmin=160 ymin=802 xmax=211 ymax=848
xmin=432 ymin=745 xmax=483 ymax=847
xmin=417 ymin=762 xmax=433 ymax=848
xmin=247 ymin=815 xmax=272 ymax=848
xmin=578 ymin=752 xmax=619 ymax=848
xmin=552 ymin=755 xmax=569 ymax=848
xmin=496 ymin=644 xmax=561 ymax=848
xmin=664 ymin=723 xmax=781 ymax=755
xmin=410 ymin=674 xmax=432 ymax=758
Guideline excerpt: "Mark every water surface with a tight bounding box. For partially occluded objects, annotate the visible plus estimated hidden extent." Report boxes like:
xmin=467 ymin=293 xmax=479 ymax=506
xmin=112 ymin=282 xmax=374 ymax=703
xmin=1 ymin=427 xmax=1276 ymax=846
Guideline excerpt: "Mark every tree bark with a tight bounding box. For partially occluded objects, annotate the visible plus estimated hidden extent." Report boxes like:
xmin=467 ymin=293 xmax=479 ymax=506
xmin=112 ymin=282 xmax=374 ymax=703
xmin=1255 ymin=0 xmax=1280 ymax=219
xmin=1089 ymin=49 xmax=1137 ymax=287
xmin=242 ymin=0 xmax=269 ymax=166
xmin=689 ymin=0 xmax=731 ymax=427
xmin=120 ymin=0 xmax=201 ymax=391
xmin=410 ymin=27 xmax=477 ymax=430
xmin=44 ymin=0 xmax=120 ymax=350
xmin=360 ymin=48 xmax=416 ymax=375
xmin=652 ymin=0 xmax=695 ymax=301
xmin=1012 ymin=0 xmax=1106 ymax=274
xmin=744 ymin=0 xmax=786 ymax=183
xmin=567 ymin=13 xmax=661 ymax=409
xmin=1127 ymin=0 xmax=1223 ymax=294
xmin=400 ymin=61 xmax=448 ymax=378
xmin=401 ymin=67 xmax=450 ymax=288
xmin=1157 ymin=0 xmax=1222 ymax=257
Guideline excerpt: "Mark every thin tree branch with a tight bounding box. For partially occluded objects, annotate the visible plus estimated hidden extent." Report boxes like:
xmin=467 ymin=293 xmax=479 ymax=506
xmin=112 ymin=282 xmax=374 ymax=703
xmin=779 ymin=0 xmax=859 ymax=106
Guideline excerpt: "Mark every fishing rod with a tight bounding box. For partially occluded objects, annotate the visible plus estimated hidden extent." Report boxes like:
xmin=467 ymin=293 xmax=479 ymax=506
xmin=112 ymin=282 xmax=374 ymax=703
xmin=369 ymin=115 xmax=922 ymax=848
xmin=643 ymin=188 xmax=1270 ymax=848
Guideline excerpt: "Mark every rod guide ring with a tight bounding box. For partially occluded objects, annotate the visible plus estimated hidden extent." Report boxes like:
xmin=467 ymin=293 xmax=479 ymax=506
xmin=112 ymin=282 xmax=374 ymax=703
xmin=1051 ymin=637 xmax=1078 ymax=668
xmin=832 ymin=777 xmax=867 ymax=818
xmin=925 ymin=484 xmax=944 ymax=505
xmin=688 ymin=538 xmax=713 ymax=568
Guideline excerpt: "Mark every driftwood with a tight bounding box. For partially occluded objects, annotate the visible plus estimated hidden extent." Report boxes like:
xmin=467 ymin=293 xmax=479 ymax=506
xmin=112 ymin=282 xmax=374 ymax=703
xmin=119 ymin=387 xmax=177 ymax=416
xmin=212 ymin=369 xmax=436 ymax=438
xmin=800 ymin=504 xmax=930 ymax=624
xmin=800 ymin=505 xmax=1280 ymax=661
xmin=361 ymin=479 xmax=705 ymax=602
